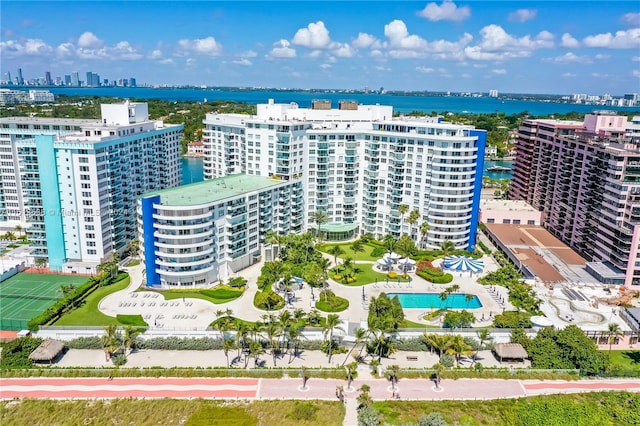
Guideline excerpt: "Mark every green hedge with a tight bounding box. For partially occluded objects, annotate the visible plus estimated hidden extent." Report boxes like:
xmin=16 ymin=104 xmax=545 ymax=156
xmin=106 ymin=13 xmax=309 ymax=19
xmin=417 ymin=270 xmax=454 ymax=284
xmin=253 ymin=290 xmax=285 ymax=311
xmin=0 ymin=337 xmax=44 ymax=369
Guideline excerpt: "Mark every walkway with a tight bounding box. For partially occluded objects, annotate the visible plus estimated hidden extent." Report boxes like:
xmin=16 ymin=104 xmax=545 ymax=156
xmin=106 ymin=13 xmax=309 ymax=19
xmin=2 ymin=377 xmax=638 ymax=401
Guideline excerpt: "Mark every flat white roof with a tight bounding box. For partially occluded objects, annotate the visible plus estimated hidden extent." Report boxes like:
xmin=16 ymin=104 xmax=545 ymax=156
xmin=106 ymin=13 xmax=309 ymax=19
xmin=480 ymin=199 xmax=538 ymax=212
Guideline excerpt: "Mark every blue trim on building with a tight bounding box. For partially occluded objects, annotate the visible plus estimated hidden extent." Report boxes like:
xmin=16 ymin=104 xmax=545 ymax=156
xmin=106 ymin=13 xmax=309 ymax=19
xmin=141 ymin=196 xmax=161 ymax=286
xmin=468 ymin=130 xmax=487 ymax=252
xmin=35 ymin=135 xmax=66 ymax=270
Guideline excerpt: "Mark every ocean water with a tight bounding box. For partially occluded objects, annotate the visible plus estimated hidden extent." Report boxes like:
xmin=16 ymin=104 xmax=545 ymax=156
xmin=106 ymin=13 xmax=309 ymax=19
xmin=45 ymin=87 xmax=638 ymax=116
xmin=483 ymin=160 xmax=514 ymax=180
xmin=181 ymin=157 xmax=204 ymax=185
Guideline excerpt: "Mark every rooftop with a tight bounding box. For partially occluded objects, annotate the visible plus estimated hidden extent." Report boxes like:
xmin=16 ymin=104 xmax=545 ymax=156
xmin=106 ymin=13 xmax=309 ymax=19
xmin=143 ymin=174 xmax=290 ymax=206
xmin=480 ymin=199 xmax=538 ymax=212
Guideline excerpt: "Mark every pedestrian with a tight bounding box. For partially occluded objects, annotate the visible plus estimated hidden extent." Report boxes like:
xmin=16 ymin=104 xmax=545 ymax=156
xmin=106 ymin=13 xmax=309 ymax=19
xmin=108 ymin=375 xmax=113 ymax=381
xmin=392 ymin=390 xmax=395 ymax=398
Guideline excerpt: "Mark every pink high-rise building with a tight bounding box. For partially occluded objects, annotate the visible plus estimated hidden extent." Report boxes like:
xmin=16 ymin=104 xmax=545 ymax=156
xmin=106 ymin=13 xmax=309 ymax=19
xmin=510 ymin=113 xmax=640 ymax=288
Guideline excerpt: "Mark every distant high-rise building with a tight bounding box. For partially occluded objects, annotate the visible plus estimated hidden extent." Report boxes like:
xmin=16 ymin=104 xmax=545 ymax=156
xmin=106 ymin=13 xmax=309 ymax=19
xmin=4 ymin=71 xmax=12 ymax=84
xmin=64 ymin=75 xmax=71 ymax=86
xmin=17 ymin=68 xmax=24 ymax=85
xmin=44 ymin=72 xmax=52 ymax=86
xmin=489 ymin=89 xmax=499 ymax=97
xmin=55 ymin=76 xmax=62 ymax=86
xmin=129 ymin=78 xmax=136 ymax=87
xmin=85 ymin=71 xmax=93 ymax=87
xmin=71 ymin=72 xmax=80 ymax=87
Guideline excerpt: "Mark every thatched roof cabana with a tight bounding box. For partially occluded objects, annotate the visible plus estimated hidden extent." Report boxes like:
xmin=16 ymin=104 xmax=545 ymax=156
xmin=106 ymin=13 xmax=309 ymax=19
xmin=29 ymin=339 xmax=65 ymax=363
xmin=494 ymin=343 xmax=528 ymax=362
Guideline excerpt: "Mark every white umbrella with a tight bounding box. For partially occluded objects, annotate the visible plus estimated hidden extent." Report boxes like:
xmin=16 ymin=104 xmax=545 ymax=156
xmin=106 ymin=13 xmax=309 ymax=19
xmin=386 ymin=252 xmax=402 ymax=262
xmin=442 ymin=255 xmax=484 ymax=273
xmin=398 ymin=257 xmax=416 ymax=272
xmin=377 ymin=257 xmax=394 ymax=271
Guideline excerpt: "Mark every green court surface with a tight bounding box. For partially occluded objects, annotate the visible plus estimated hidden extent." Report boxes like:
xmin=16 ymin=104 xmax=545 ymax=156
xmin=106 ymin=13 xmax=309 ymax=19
xmin=0 ymin=273 xmax=89 ymax=330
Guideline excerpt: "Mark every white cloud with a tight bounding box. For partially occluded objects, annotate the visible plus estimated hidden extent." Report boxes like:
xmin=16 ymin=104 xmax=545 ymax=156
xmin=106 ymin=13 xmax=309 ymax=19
xmin=465 ymin=25 xmax=555 ymax=60
xmin=178 ymin=37 xmax=222 ymax=56
xmin=77 ymin=32 xmax=103 ymax=48
xmin=508 ymin=9 xmax=537 ymax=23
xmin=333 ymin=43 xmax=355 ymax=58
xmin=292 ymin=21 xmax=332 ymax=49
xmin=374 ymin=65 xmax=391 ymax=71
xmin=0 ymin=38 xmax=53 ymax=57
xmin=544 ymin=52 xmax=593 ymax=64
xmin=583 ymin=29 xmax=640 ymax=49
xmin=416 ymin=66 xmax=435 ymax=73
xmin=472 ymin=63 xmax=487 ymax=68
xmin=592 ymin=72 xmax=609 ymax=78
xmin=561 ymin=33 xmax=580 ymax=48
xmin=562 ymin=72 xmax=576 ymax=77
xmin=383 ymin=19 xmax=472 ymax=60
xmin=149 ymin=49 xmax=163 ymax=59
xmin=418 ymin=1 xmax=471 ymax=22
xmin=158 ymin=58 xmax=174 ymax=65
xmin=621 ymin=12 xmax=640 ymax=26
xmin=308 ymin=50 xmax=323 ymax=58
xmin=239 ymin=50 xmax=257 ymax=58
xmin=385 ymin=20 xmax=428 ymax=50
xmin=492 ymin=68 xmax=507 ymax=74
xmin=320 ymin=63 xmax=332 ymax=69
xmin=232 ymin=58 xmax=252 ymax=66
xmin=632 ymin=56 xmax=640 ymax=61
xmin=352 ymin=32 xmax=381 ymax=49
xmin=370 ymin=49 xmax=384 ymax=57
xmin=632 ymin=69 xmax=640 ymax=77
xmin=268 ymin=39 xmax=296 ymax=58
xmin=594 ymin=54 xmax=610 ymax=60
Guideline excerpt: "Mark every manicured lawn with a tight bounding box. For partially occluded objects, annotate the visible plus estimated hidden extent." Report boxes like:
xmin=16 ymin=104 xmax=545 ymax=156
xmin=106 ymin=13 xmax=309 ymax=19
xmin=400 ymin=318 xmax=434 ymax=328
xmin=55 ymin=276 xmax=131 ymax=326
xmin=318 ymin=242 xmax=381 ymax=262
xmin=0 ymin=399 xmax=345 ymax=426
xmin=331 ymin=263 xmax=412 ymax=287
xmin=315 ymin=290 xmax=349 ymax=312
xmin=372 ymin=392 xmax=640 ymax=425
xmin=608 ymin=350 xmax=640 ymax=370
xmin=155 ymin=286 xmax=244 ymax=304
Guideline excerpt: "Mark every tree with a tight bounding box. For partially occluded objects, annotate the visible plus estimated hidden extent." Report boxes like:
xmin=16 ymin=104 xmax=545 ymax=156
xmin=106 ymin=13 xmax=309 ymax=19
xmin=14 ymin=225 xmax=23 ymax=237
xmin=127 ymin=239 xmax=140 ymax=260
xmin=445 ymin=335 xmax=474 ymax=366
xmin=327 ymin=245 xmax=344 ymax=266
xmin=344 ymin=327 xmax=368 ymax=365
xmin=475 ymin=328 xmax=493 ymax=363
xmin=265 ymin=321 xmax=282 ymax=366
xmin=122 ymin=326 xmax=140 ymax=357
xmin=4 ymin=231 xmax=15 ymax=241
xmin=440 ymin=240 xmax=456 ymax=256
xmin=59 ymin=284 xmax=75 ymax=309
xmin=350 ymin=240 xmax=365 ymax=260
xmin=34 ymin=258 xmax=47 ymax=269
xmin=395 ymin=233 xmax=416 ymax=258
xmin=388 ymin=364 xmax=400 ymax=392
xmin=407 ymin=209 xmax=420 ymax=238
xmin=101 ymin=325 xmax=119 ymax=361
xmin=248 ymin=340 xmax=264 ymax=368
xmin=465 ymin=293 xmax=475 ymax=307
xmin=235 ymin=321 xmax=249 ymax=361
xmin=605 ymin=322 xmax=624 ymax=355
xmin=323 ymin=313 xmax=344 ymax=363
xmin=303 ymin=262 xmax=326 ymax=288
xmin=265 ymin=229 xmax=280 ymax=246
xmin=287 ymin=324 xmax=303 ymax=364
xmin=419 ymin=221 xmax=431 ymax=249
xmin=368 ymin=293 xmax=404 ymax=332
xmin=382 ymin=234 xmax=396 ymax=254
xmin=345 ymin=361 xmax=358 ymax=390
xmin=422 ymin=333 xmax=453 ymax=356
xmin=418 ymin=412 xmax=449 ymax=426
xmin=442 ymin=310 xmax=475 ymax=329
xmin=398 ymin=204 xmax=409 ymax=234
xmin=313 ymin=209 xmax=329 ymax=241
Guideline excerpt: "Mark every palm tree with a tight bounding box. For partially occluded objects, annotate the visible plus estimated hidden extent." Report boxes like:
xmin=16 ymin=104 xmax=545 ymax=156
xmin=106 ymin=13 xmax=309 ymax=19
xmin=474 ymin=328 xmax=493 ymax=363
xmin=440 ymin=240 xmax=456 ymax=256
xmin=323 ymin=313 xmax=344 ymax=363
xmin=127 ymin=239 xmax=140 ymax=260
xmin=265 ymin=321 xmax=282 ymax=366
xmin=345 ymin=361 xmax=358 ymax=390
xmin=59 ymin=284 xmax=75 ymax=309
xmin=4 ymin=231 xmax=15 ymax=241
xmin=14 ymin=225 xmax=23 ymax=237
xmin=235 ymin=322 xmax=249 ymax=361
xmin=445 ymin=335 xmax=474 ymax=367
xmin=328 ymin=245 xmax=344 ymax=266
xmin=101 ymin=325 xmax=119 ymax=361
xmin=265 ymin=229 xmax=280 ymax=246
xmin=248 ymin=340 xmax=263 ymax=368
xmin=383 ymin=234 xmax=396 ymax=254
xmin=122 ymin=326 xmax=140 ymax=357
xmin=222 ymin=336 xmax=236 ymax=368
xmin=313 ymin=209 xmax=329 ymax=242
xmin=344 ymin=327 xmax=368 ymax=365
xmin=407 ymin=210 xmax=420 ymax=239
xmin=422 ymin=333 xmax=453 ymax=356
xmin=398 ymin=204 xmax=409 ymax=234
xmin=350 ymin=240 xmax=365 ymax=261
xmin=288 ymin=324 xmax=303 ymax=363
xmin=606 ymin=322 xmax=624 ymax=354
xmin=419 ymin=221 xmax=430 ymax=249
xmin=465 ymin=293 xmax=475 ymax=307
xmin=293 ymin=308 xmax=307 ymax=325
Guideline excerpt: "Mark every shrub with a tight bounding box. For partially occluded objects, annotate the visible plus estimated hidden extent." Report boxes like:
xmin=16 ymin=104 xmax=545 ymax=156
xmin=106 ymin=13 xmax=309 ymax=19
xmin=315 ymin=290 xmax=349 ymax=312
xmin=287 ymin=401 xmax=320 ymax=421
xmin=387 ymin=271 xmax=398 ymax=279
xmin=493 ymin=311 xmax=533 ymax=328
xmin=439 ymin=353 xmax=455 ymax=368
xmin=396 ymin=337 xmax=429 ymax=352
xmin=137 ymin=337 xmax=222 ymax=351
xmin=66 ymin=336 xmax=102 ymax=349
xmin=357 ymin=405 xmax=380 ymax=426
xmin=333 ymin=275 xmax=342 ymax=281
xmin=371 ymin=246 xmax=387 ymax=257
xmin=418 ymin=412 xmax=449 ymax=426
xmin=254 ymin=290 xmax=285 ymax=311
xmin=111 ymin=354 xmax=127 ymax=366
xmin=227 ymin=276 xmax=247 ymax=288
xmin=0 ymin=337 xmax=43 ymax=369
xmin=346 ymin=277 xmax=357 ymax=283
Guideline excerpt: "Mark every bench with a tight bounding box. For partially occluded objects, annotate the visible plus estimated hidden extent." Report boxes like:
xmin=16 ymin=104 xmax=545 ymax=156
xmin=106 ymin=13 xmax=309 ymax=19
xmin=406 ymin=355 xmax=419 ymax=361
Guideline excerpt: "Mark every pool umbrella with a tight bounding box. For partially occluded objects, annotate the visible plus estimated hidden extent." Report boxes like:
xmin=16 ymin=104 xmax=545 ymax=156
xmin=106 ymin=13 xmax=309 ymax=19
xmin=398 ymin=258 xmax=416 ymax=272
xmin=442 ymin=255 xmax=484 ymax=273
xmin=385 ymin=252 xmax=402 ymax=262
xmin=376 ymin=257 xmax=394 ymax=271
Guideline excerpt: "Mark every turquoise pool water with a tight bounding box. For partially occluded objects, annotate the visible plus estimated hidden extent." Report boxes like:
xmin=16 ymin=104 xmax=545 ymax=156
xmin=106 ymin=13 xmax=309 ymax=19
xmin=389 ymin=293 xmax=482 ymax=309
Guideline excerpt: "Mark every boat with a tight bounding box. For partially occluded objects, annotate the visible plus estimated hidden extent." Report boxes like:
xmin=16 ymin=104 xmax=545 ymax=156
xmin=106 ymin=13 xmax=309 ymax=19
xmin=486 ymin=165 xmax=512 ymax=172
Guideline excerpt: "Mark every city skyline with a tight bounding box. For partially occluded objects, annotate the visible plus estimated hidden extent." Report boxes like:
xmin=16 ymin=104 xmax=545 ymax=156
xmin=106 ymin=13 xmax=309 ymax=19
xmin=1 ymin=1 xmax=639 ymax=94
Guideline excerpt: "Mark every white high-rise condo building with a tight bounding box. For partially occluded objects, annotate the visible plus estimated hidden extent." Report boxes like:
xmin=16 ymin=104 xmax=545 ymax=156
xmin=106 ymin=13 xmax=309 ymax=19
xmin=203 ymin=99 xmax=487 ymax=250
xmin=0 ymin=101 xmax=182 ymax=273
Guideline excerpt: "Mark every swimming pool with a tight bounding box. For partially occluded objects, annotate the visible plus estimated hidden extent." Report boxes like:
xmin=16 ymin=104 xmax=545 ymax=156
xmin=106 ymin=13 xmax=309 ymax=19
xmin=389 ymin=293 xmax=482 ymax=309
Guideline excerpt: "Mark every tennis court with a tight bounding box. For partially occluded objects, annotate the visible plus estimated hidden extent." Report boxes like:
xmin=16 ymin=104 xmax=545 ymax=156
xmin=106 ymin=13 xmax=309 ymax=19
xmin=0 ymin=273 xmax=89 ymax=330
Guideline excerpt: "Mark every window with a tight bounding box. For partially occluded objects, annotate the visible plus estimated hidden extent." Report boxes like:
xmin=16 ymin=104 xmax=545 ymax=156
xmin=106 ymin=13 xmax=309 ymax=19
xmin=502 ymin=219 xmax=511 ymax=224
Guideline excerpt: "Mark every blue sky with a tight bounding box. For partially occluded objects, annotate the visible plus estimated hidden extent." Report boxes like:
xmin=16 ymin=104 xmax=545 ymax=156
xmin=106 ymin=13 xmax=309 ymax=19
xmin=1 ymin=1 xmax=639 ymax=94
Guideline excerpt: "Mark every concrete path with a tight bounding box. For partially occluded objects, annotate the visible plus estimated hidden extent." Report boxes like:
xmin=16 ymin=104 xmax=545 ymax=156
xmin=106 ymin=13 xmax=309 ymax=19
xmin=343 ymin=396 xmax=358 ymax=426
